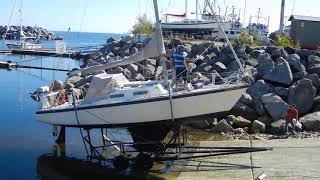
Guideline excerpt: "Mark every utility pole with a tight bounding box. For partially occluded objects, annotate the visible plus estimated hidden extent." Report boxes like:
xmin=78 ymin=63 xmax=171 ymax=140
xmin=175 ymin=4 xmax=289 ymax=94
xmin=279 ymin=0 xmax=285 ymax=33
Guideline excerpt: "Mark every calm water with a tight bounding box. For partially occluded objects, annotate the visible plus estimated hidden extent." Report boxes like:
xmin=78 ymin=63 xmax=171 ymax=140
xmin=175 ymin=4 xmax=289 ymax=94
xmin=0 ymin=32 xmax=131 ymax=180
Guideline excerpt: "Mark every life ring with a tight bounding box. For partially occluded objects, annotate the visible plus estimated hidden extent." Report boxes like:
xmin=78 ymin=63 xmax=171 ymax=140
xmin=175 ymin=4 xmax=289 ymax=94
xmin=55 ymin=90 xmax=66 ymax=105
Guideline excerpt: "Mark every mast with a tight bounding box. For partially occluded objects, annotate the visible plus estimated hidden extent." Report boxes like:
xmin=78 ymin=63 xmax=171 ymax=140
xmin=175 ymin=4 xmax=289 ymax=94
xmin=279 ymin=0 xmax=285 ymax=33
xmin=185 ymin=0 xmax=187 ymax=17
xmin=205 ymin=0 xmax=244 ymax=72
xmin=196 ymin=0 xmax=199 ymax=22
xmin=243 ymin=0 xmax=247 ymax=25
xmin=257 ymin=8 xmax=261 ymax=24
xmin=19 ymin=0 xmax=23 ymax=41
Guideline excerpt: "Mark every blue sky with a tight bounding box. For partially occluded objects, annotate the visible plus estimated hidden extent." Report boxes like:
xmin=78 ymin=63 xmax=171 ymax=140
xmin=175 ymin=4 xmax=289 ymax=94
xmin=0 ymin=0 xmax=320 ymax=33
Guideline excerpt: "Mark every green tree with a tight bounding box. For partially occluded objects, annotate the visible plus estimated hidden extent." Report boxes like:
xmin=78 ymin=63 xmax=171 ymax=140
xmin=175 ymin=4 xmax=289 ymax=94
xmin=130 ymin=14 xmax=154 ymax=34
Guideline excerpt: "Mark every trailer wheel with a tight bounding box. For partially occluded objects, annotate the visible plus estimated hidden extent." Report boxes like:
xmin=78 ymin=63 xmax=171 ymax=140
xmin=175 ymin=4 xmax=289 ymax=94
xmin=133 ymin=153 xmax=154 ymax=172
xmin=113 ymin=155 xmax=129 ymax=171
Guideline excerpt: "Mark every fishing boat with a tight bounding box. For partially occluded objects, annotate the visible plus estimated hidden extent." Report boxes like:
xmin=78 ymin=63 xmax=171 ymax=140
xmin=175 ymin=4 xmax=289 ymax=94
xmin=247 ymin=8 xmax=270 ymax=41
xmin=4 ymin=0 xmax=42 ymax=50
xmin=33 ymin=0 xmax=248 ymax=129
xmin=161 ymin=0 xmax=243 ymax=39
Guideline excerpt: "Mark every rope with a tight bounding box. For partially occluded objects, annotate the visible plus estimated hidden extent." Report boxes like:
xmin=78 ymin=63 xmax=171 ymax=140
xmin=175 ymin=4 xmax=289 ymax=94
xmin=3 ymin=0 xmax=17 ymax=40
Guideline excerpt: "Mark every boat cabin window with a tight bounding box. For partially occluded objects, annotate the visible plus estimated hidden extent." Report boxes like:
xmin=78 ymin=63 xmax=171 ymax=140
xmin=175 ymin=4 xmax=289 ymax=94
xmin=230 ymin=31 xmax=235 ymax=35
xmin=110 ymin=94 xmax=125 ymax=98
xmin=225 ymin=31 xmax=229 ymax=34
xmin=133 ymin=91 xmax=148 ymax=96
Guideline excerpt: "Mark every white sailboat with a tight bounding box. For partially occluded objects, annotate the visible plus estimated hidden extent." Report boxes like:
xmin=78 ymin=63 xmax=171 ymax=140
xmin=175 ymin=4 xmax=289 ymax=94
xmin=4 ymin=0 xmax=42 ymax=50
xmin=33 ymin=0 xmax=248 ymax=128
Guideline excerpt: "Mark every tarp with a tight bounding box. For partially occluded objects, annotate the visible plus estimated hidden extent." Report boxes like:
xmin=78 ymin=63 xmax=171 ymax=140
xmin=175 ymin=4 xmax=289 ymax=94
xmin=81 ymin=73 xmax=129 ymax=105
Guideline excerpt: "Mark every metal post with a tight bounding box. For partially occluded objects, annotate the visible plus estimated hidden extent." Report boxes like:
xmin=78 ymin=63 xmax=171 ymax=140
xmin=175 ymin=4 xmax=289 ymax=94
xmin=279 ymin=0 xmax=286 ymax=33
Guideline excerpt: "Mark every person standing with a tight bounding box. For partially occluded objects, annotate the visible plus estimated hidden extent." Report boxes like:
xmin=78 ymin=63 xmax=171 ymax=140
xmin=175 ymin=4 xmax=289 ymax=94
xmin=173 ymin=45 xmax=188 ymax=91
xmin=284 ymin=104 xmax=299 ymax=134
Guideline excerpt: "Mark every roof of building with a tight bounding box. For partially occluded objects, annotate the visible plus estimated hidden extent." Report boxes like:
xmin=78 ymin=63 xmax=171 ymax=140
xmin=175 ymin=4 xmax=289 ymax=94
xmin=289 ymin=15 xmax=320 ymax=22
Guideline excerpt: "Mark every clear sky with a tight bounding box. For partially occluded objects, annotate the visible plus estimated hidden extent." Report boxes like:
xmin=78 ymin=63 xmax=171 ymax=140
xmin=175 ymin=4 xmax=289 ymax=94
xmin=0 ymin=0 xmax=320 ymax=34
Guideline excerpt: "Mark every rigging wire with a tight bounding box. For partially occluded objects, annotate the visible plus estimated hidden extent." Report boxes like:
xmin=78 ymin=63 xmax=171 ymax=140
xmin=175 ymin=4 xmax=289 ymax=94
xmin=4 ymin=0 xmax=18 ymax=40
xmin=78 ymin=0 xmax=89 ymax=38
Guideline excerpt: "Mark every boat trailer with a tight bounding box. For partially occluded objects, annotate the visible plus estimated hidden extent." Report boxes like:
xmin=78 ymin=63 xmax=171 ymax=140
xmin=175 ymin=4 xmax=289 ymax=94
xmin=54 ymin=124 xmax=272 ymax=172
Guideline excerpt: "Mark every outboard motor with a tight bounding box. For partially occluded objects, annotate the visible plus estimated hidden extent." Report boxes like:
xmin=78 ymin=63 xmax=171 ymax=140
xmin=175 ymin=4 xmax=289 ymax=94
xmin=31 ymin=86 xmax=49 ymax=102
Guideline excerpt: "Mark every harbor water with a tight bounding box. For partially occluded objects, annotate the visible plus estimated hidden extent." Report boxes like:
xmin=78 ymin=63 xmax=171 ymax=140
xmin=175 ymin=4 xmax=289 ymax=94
xmin=0 ymin=32 xmax=128 ymax=179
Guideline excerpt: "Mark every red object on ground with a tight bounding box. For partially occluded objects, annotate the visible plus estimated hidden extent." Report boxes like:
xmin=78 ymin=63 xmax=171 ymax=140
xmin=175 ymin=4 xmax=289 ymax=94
xmin=286 ymin=107 xmax=299 ymax=122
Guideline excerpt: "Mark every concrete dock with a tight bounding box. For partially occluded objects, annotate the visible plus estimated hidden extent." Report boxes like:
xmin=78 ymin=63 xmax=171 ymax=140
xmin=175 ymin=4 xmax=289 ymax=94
xmin=157 ymin=138 xmax=320 ymax=180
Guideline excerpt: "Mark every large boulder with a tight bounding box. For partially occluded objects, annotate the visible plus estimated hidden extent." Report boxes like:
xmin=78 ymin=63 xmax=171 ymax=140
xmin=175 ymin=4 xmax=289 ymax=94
xmin=263 ymin=60 xmax=293 ymax=86
xmin=233 ymin=116 xmax=252 ymax=128
xmin=273 ymin=87 xmax=289 ymax=100
xmin=257 ymin=53 xmax=274 ymax=77
xmin=258 ymin=115 xmax=273 ymax=125
xmin=251 ymin=120 xmax=266 ymax=133
xmin=195 ymin=63 xmax=212 ymax=73
xmin=247 ymin=80 xmax=273 ymax=101
xmin=306 ymin=74 xmax=320 ymax=89
xmin=312 ymin=96 xmax=320 ymax=112
xmin=212 ymin=119 xmax=234 ymax=133
xmin=226 ymin=59 xmax=245 ymax=73
xmin=230 ymin=102 xmax=258 ymax=120
xmin=265 ymin=46 xmax=288 ymax=60
xmin=287 ymin=54 xmax=307 ymax=74
xmin=299 ymin=112 xmax=320 ymax=131
xmin=216 ymin=53 xmax=235 ymax=67
xmin=66 ymin=76 xmax=83 ymax=85
xmin=307 ymin=55 xmax=320 ymax=76
xmin=261 ymin=93 xmax=289 ymax=121
xmin=212 ymin=62 xmax=226 ymax=73
xmin=249 ymin=49 xmax=265 ymax=59
xmin=288 ymin=78 xmax=317 ymax=114
xmin=269 ymin=120 xmax=286 ymax=134
xmin=254 ymin=100 xmax=267 ymax=116
xmin=127 ymin=64 xmax=139 ymax=76
xmin=239 ymin=93 xmax=254 ymax=107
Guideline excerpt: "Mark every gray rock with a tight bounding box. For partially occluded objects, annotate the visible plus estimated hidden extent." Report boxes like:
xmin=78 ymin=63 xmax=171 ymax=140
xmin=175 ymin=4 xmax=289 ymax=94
xmin=306 ymin=74 xmax=320 ymax=89
xmin=247 ymin=80 xmax=273 ymax=101
xmin=307 ymin=55 xmax=320 ymax=76
xmin=184 ymin=44 xmax=192 ymax=53
xmin=155 ymin=66 xmax=163 ymax=79
xmin=239 ymin=93 xmax=254 ymax=107
xmin=212 ymin=62 xmax=226 ymax=73
xmin=255 ymin=100 xmax=267 ymax=116
xmin=127 ymin=64 xmax=139 ymax=76
xmin=106 ymin=67 xmax=123 ymax=74
xmin=293 ymin=71 xmax=307 ymax=82
xmin=145 ymin=59 xmax=157 ymax=66
xmin=170 ymin=38 xmax=184 ymax=47
xmin=233 ymin=116 xmax=252 ymax=128
xmin=249 ymin=49 xmax=265 ymax=59
xmin=273 ymin=87 xmax=289 ymax=100
xmin=141 ymin=64 xmax=155 ymax=78
xmin=226 ymin=59 xmax=245 ymax=73
xmin=230 ymin=102 xmax=258 ymax=120
xmin=225 ymin=115 xmax=236 ymax=125
xmin=300 ymin=112 xmax=320 ymax=131
xmin=122 ymin=68 xmax=132 ymax=79
xmin=217 ymin=53 xmax=235 ymax=66
xmin=195 ymin=63 xmax=212 ymax=73
xmin=212 ymin=119 xmax=234 ymax=133
xmin=66 ymin=76 xmax=83 ymax=85
xmin=266 ymin=46 xmax=288 ymax=59
xmin=269 ymin=120 xmax=286 ymax=134
xmin=245 ymin=58 xmax=259 ymax=67
xmin=134 ymin=73 xmax=145 ymax=81
xmin=258 ymin=115 xmax=273 ymax=125
xmin=64 ymin=83 xmax=75 ymax=90
xmin=261 ymin=93 xmax=289 ymax=121
xmin=263 ymin=60 xmax=293 ymax=86
xmin=234 ymin=128 xmax=245 ymax=134
xmin=203 ymin=52 xmax=217 ymax=65
xmin=129 ymin=47 xmax=139 ymax=55
xmin=288 ymin=78 xmax=317 ymax=114
xmin=287 ymin=54 xmax=306 ymax=74
xmin=313 ymin=96 xmax=320 ymax=112
xmin=251 ymin=120 xmax=266 ymax=133
xmin=257 ymin=53 xmax=274 ymax=77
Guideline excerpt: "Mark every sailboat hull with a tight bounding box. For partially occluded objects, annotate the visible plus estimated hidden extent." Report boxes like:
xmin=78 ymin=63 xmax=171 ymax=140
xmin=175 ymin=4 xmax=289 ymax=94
xmin=36 ymin=86 xmax=247 ymax=128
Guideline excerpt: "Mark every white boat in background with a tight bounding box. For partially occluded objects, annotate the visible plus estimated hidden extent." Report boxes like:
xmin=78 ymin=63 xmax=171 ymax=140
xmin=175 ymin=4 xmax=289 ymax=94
xmin=161 ymin=0 xmax=243 ymax=40
xmin=4 ymin=0 xmax=42 ymax=50
xmin=247 ymin=8 xmax=270 ymax=41
xmin=33 ymin=0 xmax=248 ymax=128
